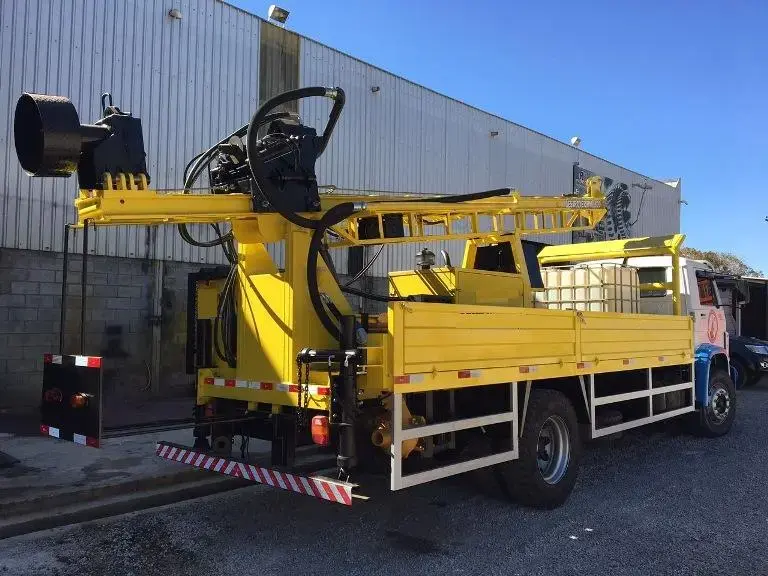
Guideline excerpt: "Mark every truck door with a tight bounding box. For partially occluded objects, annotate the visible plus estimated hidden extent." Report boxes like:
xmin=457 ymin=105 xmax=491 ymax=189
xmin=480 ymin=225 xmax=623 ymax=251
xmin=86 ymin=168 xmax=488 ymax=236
xmin=692 ymin=270 xmax=728 ymax=352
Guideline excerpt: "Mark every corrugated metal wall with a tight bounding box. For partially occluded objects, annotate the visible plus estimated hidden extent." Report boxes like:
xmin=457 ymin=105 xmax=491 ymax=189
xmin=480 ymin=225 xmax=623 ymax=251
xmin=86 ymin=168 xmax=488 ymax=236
xmin=0 ymin=0 xmax=680 ymax=274
xmin=0 ymin=0 xmax=260 ymax=265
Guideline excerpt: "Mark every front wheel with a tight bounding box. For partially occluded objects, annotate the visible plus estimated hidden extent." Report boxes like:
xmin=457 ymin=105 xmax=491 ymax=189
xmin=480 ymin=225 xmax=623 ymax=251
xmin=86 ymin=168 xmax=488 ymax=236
xmin=495 ymin=389 xmax=581 ymax=509
xmin=693 ymin=369 xmax=736 ymax=437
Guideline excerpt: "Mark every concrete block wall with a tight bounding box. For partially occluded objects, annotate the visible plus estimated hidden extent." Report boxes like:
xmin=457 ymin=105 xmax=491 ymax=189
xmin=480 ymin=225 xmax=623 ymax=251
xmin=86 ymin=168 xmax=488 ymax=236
xmin=0 ymin=248 xmax=200 ymax=413
xmin=0 ymin=248 xmax=390 ymax=414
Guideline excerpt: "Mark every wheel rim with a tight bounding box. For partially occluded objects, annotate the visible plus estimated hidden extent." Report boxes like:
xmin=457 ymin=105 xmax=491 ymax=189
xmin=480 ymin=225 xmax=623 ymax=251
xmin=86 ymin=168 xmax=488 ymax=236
xmin=536 ymin=415 xmax=570 ymax=485
xmin=709 ymin=387 xmax=731 ymax=423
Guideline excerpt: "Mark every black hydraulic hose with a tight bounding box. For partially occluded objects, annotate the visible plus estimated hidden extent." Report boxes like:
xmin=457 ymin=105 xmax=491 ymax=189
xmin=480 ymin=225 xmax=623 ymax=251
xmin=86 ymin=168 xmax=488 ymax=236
xmin=420 ymin=188 xmax=511 ymax=203
xmin=177 ymin=112 xmax=294 ymax=249
xmin=340 ymin=285 xmax=411 ymax=303
xmin=246 ymin=86 xmax=345 ymax=230
xmin=317 ymin=88 xmax=345 ymax=157
xmin=307 ymin=202 xmax=359 ymax=342
xmin=343 ymin=244 xmax=384 ymax=287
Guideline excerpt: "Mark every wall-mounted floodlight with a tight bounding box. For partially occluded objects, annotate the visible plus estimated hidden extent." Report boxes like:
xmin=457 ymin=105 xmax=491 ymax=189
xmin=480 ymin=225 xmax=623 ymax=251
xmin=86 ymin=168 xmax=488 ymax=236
xmin=570 ymin=136 xmax=581 ymax=147
xmin=168 ymin=8 xmax=182 ymax=19
xmin=268 ymin=5 xmax=290 ymax=24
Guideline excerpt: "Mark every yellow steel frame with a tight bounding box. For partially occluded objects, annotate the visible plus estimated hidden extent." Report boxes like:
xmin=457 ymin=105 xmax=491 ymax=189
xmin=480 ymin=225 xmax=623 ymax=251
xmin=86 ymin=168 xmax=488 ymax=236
xmin=68 ymin=172 xmax=694 ymax=408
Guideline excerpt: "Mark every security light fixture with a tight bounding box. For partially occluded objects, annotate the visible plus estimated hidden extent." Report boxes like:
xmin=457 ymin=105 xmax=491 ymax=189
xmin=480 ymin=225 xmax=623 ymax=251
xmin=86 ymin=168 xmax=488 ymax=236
xmin=168 ymin=8 xmax=182 ymax=19
xmin=570 ymin=136 xmax=581 ymax=148
xmin=268 ymin=5 xmax=290 ymax=24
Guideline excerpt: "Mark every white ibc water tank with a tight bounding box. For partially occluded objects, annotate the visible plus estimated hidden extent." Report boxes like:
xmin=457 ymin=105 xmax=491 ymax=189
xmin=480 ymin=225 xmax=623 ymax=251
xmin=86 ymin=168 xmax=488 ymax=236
xmin=537 ymin=263 xmax=639 ymax=313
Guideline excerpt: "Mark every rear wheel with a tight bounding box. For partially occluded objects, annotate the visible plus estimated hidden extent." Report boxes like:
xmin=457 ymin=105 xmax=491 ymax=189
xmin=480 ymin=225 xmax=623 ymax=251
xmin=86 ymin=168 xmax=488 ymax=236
xmin=496 ymin=389 xmax=581 ymax=509
xmin=693 ymin=369 xmax=736 ymax=437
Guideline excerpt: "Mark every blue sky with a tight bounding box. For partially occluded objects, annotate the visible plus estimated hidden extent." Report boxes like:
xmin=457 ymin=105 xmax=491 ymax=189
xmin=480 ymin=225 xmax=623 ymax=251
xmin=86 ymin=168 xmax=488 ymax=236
xmin=232 ymin=0 xmax=768 ymax=271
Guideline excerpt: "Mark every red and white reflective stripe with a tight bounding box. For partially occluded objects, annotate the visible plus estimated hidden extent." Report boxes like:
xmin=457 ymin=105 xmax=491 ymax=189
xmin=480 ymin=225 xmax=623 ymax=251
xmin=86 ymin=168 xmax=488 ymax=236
xmin=394 ymin=374 xmax=425 ymax=385
xmin=204 ymin=378 xmax=329 ymax=396
xmin=622 ymin=358 xmax=634 ymax=366
xmin=155 ymin=443 xmax=353 ymax=505
xmin=458 ymin=369 xmax=482 ymax=379
xmin=43 ymin=354 xmax=101 ymax=368
xmin=75 ymin=355 xmax=102 ymax=368
xmin=658 ymin=356 xmax=666 ymax=362
xmin=40 ymin=424 xmax=99 ymax=447
xmin=41 ymin=424 xmax=60 ymax=438
xmin=576 ymin=362 xmax=593 ymax=370
xmin=519 ymin=366 xmax=537 ymax=374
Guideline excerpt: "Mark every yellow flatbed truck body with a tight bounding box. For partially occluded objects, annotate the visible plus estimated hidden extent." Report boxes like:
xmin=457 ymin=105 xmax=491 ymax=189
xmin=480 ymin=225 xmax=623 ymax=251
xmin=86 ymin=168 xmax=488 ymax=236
xmin=388 ymin=303 xmax=693 ymax=393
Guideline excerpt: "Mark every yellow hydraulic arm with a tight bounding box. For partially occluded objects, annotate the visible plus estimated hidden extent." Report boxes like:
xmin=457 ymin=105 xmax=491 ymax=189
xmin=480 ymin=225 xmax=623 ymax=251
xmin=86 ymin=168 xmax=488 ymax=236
xmin=74 ymin=174 xmax=607 ymax=247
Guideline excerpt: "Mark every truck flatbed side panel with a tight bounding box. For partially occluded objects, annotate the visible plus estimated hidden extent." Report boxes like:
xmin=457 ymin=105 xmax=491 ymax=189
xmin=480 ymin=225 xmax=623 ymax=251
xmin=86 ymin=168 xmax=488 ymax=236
xmin=389 ymin=303 xmax=693 ymax=393
xmin=579 ymin=311 xmax=694 ymax=361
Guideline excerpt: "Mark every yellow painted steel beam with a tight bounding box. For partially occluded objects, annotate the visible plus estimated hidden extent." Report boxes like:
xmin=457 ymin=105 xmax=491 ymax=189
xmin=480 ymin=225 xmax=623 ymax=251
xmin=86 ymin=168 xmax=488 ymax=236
xmin=537 ymin=234 xmax=685 ymax=265
xmin=639 ymin=282 xmax=674 ymax=291
xmin=73 ymin=174 xmax=606 ymax=247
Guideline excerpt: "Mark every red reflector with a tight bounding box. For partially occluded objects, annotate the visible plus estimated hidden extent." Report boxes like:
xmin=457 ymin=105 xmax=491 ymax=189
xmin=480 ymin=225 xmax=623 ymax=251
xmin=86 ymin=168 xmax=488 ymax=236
xmin=43 ymin=354 xmax=53 ymax=364
xmin=317 ymin=387 xmax=331 ymax=396
xmin=40 ymin=424 xmax=49 ymax=435
xmin=260 ymin=382 xmax=273 ymax=391
xmin=204 ymin=377 xmax=214 ymax=385
xmin=623 ymin=359 xmax=631 ymax=365
xmin=311 ymin=415 xmax=330 ymax=447
xmin=288 ymin=385 xmax=300 ymax=393
xmin=577 ymin=362 xmax=584 ymax=369
xmin=86 ymin=356 xmax=101 ymax=368
xmin=458 ymin=370 xmax=471 ymax=379
xmin=394 ymin=375 xmax=409 ymax=384
xmin=70 ymin=394 xmax=88 ymax=409
xmin=86 ymin=436 xmax=99 ymax=448
xmin=519 ymin=366 xmax=530 ymax=374
xmin=225 ymin=379 xmax=236 ymax=387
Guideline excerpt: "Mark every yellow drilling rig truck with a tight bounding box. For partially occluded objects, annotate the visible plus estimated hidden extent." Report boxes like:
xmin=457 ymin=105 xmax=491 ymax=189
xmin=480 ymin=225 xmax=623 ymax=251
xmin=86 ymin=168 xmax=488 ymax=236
xmin=14 ymin=87 xmax=735 ymax=508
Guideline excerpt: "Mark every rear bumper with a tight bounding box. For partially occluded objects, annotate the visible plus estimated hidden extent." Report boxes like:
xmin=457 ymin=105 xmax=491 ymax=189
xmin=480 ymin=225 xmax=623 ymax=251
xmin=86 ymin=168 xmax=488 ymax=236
xmin=155 ymin=442 xmax=355 ymax=505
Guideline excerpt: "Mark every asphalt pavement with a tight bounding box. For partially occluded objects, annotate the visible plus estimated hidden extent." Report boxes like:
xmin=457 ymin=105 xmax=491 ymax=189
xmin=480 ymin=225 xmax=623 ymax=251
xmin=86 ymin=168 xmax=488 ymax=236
xmin=2 ymin=387 xmax=768 ymax=576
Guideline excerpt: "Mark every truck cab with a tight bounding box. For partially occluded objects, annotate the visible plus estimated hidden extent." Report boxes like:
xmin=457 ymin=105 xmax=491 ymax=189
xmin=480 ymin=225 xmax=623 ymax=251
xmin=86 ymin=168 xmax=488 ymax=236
xmin=631 ymin=256 xmax=728 ymax=352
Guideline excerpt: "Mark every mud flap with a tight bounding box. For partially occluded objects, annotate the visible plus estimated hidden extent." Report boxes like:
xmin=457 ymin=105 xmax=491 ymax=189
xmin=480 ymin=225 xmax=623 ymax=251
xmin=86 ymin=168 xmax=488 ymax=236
xmin=40 ymin=354 xmax=103 ymax=447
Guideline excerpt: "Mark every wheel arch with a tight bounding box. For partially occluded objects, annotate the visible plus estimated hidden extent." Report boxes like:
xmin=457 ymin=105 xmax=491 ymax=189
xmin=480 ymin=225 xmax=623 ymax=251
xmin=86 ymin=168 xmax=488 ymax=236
xmin=694 ymin=343 xmax=729 ymax=407
xmin=527 ymin=377 xmax=589 ymax=425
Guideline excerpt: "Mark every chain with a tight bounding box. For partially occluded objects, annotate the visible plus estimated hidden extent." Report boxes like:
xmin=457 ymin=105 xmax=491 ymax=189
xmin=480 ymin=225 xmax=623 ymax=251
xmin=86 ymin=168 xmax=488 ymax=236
xmin=296 ymin=361 xmax=310 ymax=430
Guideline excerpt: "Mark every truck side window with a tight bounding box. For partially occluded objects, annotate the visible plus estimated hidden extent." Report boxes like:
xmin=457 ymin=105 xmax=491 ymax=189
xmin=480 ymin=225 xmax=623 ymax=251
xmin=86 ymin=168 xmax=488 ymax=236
xmin=696 ymin=275 xmax=715 ymax=306
xmin=637 ymin=267 xmax=667 ymax=297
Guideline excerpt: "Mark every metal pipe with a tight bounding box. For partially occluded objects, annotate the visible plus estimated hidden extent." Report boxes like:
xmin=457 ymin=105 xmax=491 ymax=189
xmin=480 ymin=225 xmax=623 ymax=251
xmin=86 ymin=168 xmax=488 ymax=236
xmin=80 ymin=220 xmax=89 ymax=352
xmin=59 ymin=224 xmax=70 ymax=354
xmin=337 ymin=315 xmax=357 ymax=475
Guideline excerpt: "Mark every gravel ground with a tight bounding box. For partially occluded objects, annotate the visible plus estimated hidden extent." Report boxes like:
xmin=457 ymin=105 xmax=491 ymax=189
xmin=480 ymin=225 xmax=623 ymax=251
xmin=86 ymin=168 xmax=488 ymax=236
xmin=2 ymin=387 xmax=768 ymax=576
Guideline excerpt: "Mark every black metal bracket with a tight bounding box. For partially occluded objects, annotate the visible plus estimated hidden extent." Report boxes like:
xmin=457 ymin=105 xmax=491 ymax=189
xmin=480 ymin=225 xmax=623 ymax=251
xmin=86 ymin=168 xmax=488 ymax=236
xmin=59 ymin=221 xmax=91 ymax=355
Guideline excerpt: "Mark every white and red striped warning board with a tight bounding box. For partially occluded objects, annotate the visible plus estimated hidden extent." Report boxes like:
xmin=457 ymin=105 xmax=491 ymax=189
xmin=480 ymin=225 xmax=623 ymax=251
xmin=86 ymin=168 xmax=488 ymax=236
xmin=155 ymin=442 xmax=353 ymax=505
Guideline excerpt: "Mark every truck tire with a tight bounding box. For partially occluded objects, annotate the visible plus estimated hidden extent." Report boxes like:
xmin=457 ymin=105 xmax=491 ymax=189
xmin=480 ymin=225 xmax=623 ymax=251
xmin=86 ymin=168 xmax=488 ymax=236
xmin=693 ymin=369 xmax=736 ymax=437
xmin=496 ymin=389 xmax=581 ymax=509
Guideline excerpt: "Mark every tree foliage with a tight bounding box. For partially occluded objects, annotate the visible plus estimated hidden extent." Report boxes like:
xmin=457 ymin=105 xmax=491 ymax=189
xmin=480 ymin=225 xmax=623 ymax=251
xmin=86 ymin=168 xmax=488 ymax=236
xmin=680 ymin=247 xmax=762 ymax=277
